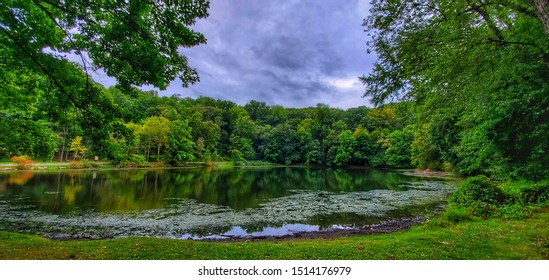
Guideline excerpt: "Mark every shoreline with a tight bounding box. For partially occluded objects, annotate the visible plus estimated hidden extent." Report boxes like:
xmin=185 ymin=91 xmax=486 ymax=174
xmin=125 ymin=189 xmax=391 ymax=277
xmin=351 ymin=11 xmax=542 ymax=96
xmin=203 ymin=216 xmax=426 ymax=242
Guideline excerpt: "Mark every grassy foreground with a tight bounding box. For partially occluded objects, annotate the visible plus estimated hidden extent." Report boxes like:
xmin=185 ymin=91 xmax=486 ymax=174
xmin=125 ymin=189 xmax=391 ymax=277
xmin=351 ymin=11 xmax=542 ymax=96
xmin=1 ymin=208 xmax=548 ymax=260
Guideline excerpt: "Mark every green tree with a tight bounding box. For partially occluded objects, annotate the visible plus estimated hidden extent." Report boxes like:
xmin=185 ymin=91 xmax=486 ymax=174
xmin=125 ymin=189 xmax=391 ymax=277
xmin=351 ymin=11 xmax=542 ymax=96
xmin=334 ymin=130 xmax=356 ymax=167
xmin=0 ymin=116 xmax=60 ymax=160
xmin=365 ymin=107 xmax=395 ymax=131
xmin=260 ymin=123 xmax=300 ymax=165
xmin=353 ymin=127 xmax=375 ymax=166
xmin=228 ymin=107 xmax=256 ymax=160
xmin=1 ymin=1 xmax=209 ymax=159
xmin=166 ymin=120 xmax=195 ymax=165
xmin=383 ymin=127 xmax=413 ymax=168
xmin=411 ymin=124 xmax=441 ymax=170
xmin=244 ymin=100 xmax=268 ymax=123
xmin=142 ymin=116 xmax=171 ymax=162
xmin=362 ymin=0 xmax=549 ymax=179
xmin=324 ymin=119 xmax=348 ymax=166
xmin=1 ymin=1 xmax=209 ymax=92
xmin=297 ymin=118 xmax=321 ymax=165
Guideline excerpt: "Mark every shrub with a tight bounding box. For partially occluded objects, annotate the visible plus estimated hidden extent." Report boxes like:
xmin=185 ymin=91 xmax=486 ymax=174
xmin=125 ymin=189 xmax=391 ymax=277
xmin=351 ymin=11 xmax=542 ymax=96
xmin=10 ymin=155 xmax=34 ymax=170
xmin=229 ymin=149 xmax=244 ymax=166
xmin=127 ymin=154 xmax=148 ymax=167
xmin=450 ymin=176 xmax=508 ymax=218
xmin=152 ymin=161 xmax=165 ymax=168
xmin=202 ymin=150 xmax=213 ymax=167
xmin=68 ymin=160 xmax=100 ymax=169
xmin=498 ymin=204 xmax=531 ymax=220
xmin=501 ymin=181 xmax=549 ymax=205
xmin=447 ymin=177 xmax=549 ymax=221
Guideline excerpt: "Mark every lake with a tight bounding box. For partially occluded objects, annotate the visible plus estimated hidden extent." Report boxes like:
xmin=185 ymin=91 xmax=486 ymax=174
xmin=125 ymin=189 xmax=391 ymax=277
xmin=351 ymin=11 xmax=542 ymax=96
xmin=0 ymin=167 xmax=457 ymax=240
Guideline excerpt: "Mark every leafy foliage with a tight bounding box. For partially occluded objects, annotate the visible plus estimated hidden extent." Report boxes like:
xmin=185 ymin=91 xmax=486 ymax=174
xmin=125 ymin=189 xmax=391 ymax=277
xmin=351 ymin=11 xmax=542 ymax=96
xmin=1 ymin=1 xmax=209 ymax=163
xmin=69 ymin=136 xmax=88 ymax=161
xmin=166 ymin=120 xmax=195 ymax=165
xmin=10 ymin=155 xmax=34 ymax=170
xmin=449 ymin=176 xmax=549 ymax=219
xmin=362 ymin=0 xmax=549 ymax=179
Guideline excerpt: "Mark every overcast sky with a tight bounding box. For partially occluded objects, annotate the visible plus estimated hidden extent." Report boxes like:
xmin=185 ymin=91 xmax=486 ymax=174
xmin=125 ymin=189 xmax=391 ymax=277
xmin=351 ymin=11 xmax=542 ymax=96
xmin=96 ymin=0 xmax=375 ymax=109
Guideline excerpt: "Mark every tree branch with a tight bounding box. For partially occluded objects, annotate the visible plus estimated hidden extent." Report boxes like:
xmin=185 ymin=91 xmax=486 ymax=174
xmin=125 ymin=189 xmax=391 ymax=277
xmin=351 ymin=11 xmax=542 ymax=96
xmin=32 ymin=0 xmax=91 ymax=91
xmin=0 ymin=26 xmax=85 ymax=115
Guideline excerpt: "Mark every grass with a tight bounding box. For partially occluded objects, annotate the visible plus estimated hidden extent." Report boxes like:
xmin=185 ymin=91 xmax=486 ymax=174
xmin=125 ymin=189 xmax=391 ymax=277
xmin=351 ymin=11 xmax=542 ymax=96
xmin=1 ymin=207 xmax=548 ymax=260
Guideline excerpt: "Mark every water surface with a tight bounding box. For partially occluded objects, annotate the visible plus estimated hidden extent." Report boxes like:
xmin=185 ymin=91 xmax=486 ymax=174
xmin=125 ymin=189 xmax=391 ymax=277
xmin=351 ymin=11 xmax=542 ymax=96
xmin=0 ymin=167 xmax=456 ymax=239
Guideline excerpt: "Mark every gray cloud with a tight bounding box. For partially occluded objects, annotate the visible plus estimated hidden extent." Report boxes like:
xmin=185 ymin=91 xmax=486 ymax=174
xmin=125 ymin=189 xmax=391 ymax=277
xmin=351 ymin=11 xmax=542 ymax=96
xmin=160 ymin=0 xmax=377 ymax=109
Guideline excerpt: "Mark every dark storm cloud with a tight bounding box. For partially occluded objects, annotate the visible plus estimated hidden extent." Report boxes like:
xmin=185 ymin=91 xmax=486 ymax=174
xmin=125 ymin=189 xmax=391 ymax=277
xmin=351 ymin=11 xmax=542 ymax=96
xmin=162 ymin=0 xmax=376 ymax=108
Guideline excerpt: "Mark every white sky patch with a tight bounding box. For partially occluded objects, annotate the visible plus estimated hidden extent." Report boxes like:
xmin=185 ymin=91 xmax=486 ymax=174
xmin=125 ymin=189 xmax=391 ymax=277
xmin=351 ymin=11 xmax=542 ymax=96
xmin=327 ymin=77 xmax=362 ymax=89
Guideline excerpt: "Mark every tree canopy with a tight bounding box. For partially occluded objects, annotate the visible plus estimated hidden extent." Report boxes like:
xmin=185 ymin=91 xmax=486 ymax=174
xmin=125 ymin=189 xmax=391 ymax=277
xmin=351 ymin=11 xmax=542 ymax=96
xmin=1 ymin=1 xmax=547 ymax=182
xmin=361 ymin=0 xmax=549 ymax=179
xmin=1 ymin=0 xmax=209 ymax=160
xmin=1 ymin=0 xmax=209 ymax=92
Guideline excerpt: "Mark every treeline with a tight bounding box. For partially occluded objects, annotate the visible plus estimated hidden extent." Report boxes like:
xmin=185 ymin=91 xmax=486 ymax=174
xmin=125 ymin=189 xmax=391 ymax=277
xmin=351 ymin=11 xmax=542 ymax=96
xmin=2 ymin=76 xmax=547 ymax=181
xmin=2 ymin=1 xmax=547 ymax=182
xmin=0 ymin=84 xmax=419 ymax=169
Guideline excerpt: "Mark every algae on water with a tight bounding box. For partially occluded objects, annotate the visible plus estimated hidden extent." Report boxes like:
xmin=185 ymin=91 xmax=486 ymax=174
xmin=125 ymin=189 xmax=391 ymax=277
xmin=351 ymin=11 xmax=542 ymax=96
xmin=0 ymin=168 xmax=457 ymax=239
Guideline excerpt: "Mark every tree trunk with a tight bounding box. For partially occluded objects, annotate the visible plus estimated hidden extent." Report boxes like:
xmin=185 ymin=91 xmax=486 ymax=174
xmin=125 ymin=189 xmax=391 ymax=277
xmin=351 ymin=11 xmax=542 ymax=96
xmin=528 ymin=0 xmax=549 ymax=34
xmin=146 ymin=141 xmax=151 ymax=162
xmin=157 ymin=143 xmax=161 ymax=162
xmin=59 ymin=126 xmax=66 ymax=162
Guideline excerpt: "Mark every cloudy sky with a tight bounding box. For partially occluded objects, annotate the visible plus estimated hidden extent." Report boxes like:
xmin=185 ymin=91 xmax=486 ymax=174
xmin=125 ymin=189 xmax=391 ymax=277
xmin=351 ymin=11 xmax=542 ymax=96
xmin=98 ymin=0 xmax=375 ymax=109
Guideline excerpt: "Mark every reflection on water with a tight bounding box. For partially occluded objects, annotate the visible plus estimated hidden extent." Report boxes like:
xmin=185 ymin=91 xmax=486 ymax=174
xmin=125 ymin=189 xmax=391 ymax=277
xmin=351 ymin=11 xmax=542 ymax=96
xmin=178 ymin=224 xmax=321 ymax=240
xmin=0 ymin=167 xmax=456 ymax=239
xmin=0 ymin=168 xmax=432 ymax=213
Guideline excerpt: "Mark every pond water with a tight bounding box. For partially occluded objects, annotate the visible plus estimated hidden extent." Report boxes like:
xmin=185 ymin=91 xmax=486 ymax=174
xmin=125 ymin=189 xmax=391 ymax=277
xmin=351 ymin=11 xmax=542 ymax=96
xmin=0 ymin=167 xmax=457 ymax=240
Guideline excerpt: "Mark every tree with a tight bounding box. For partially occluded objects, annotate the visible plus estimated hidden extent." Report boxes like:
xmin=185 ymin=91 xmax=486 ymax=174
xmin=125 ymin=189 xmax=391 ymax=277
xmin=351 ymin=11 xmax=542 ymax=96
xmin=411 ymin=123 xmax=444 ymax=170
xmin=142 ymin=116 xmax=171 ymax=162
xmin=362 ymin=0 xmax=549 ymax=179
xmin=297 ymin=118 xmax=321 ymax=165
xmin=69 ymin=136 xmax=87 ymax=161
xmin=244 ymin=100 xmax=268 ymax=123
xmin=166 ymin=120 xmax=195 ymax=165
xmin=0 ymin=116 xmax=60 ymax=160
xmin=1 ymin=1 xmax=209 ymax=158
xmin=334 ymin=130 xmax=356 ymax=167
xmin=228 ymin=107 xmax=256 ymax=160
xmin=383 ymin=127 xmax=413 ymax=168
xmin=353 ymin=126 xmax=375 ymax=166
xmin=260 ymin=123 xmax=300 ymax=165
xmin=365 ymin=107 xmax=395 ymax=131
xmin=1 ymin=1 xmax=209 ymax=92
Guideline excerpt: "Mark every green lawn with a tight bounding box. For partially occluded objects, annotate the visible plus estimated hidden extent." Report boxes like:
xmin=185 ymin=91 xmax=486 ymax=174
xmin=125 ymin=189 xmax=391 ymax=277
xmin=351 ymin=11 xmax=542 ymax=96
xmin=1 ymin=208 xmax=548 ymax=260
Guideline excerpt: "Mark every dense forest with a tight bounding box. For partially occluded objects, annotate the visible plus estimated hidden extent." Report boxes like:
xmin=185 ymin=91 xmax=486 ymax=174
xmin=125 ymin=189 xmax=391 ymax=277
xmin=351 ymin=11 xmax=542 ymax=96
xmin=1 ymin=0 xmax=548 ymax=181
xmin=0 ymin=82 xmax=418 ymax=169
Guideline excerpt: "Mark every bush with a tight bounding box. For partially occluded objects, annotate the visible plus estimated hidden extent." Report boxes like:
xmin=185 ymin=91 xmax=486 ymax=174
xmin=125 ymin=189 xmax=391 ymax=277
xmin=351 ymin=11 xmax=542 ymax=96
xmin=123 ymin=154 xmax=149 ymax=168
xmin=151 ymin=161 xmax=165 ymax=168
xmin=451 ymin=176 xmax=507 ymax=207
xmin=68 ymin=160 xmax=100 ymax=169
xmin=498 ymin=204 xmax=531 ymax=220
xmin=10 ymin=155 xmax=34 ymax=170
xmin=447 ymin=176 xmax=549 ymax=221
xmin=229 ymin=149 xmax=245 ymax=166
xmin=501 ymin=180 xmax=549 ymax=205
xmin=202 ymin=150 xmax=213 ymax=167
xmin=450 ymin=176 xmax=508 ymax=218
